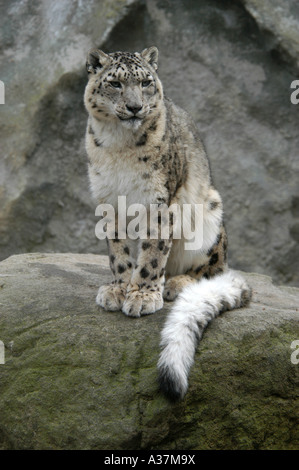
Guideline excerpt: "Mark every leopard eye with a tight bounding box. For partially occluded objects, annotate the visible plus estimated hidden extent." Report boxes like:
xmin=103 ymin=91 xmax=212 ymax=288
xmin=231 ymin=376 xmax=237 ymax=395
xmin=109 ymin=81 xmax=122 ymax=88
xmin=142 ymin=80 xmax=152 ymax=88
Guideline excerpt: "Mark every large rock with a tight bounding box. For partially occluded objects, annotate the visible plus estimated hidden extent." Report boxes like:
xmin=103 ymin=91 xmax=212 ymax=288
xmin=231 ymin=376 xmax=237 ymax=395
xmin=0 ymin=253 xmax=298 ymax=450
xmin=0 ymin=0 xmax=298 ymax=284
xmin=241 ymin=0 xmax=299 ymax=68
xmin=0 ymin=0 xmax=141 ymax=259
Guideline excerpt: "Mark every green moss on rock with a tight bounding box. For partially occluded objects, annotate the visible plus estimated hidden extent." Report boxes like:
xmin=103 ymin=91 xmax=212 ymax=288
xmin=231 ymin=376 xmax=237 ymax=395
xmin=0 ymin=254 xmax=298 ymax=449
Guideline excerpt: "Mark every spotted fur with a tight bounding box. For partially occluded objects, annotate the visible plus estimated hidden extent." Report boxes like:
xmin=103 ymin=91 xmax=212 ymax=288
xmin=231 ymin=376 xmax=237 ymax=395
xmin=84 ymin=47 xmax=251 ymax=399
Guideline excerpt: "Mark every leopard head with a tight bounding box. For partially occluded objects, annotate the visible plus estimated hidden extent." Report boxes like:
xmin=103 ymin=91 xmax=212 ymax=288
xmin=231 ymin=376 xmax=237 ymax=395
xmin=84 ymin=47 xmax=163 ymax=130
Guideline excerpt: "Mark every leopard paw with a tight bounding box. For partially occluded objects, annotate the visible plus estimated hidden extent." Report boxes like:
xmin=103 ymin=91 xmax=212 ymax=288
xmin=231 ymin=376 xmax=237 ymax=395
xmin=96 ymin=284 xmax=126 ymax=311
xmin=163 ymin=275 xmax=197 ymax=301
xmin=122 ymin=290 xmax=163 ymax=317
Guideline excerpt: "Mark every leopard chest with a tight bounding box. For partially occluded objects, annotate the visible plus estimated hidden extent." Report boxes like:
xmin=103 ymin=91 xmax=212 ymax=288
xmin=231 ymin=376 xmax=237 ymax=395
xmin=88 ymin=146 xmax=166 ymax=210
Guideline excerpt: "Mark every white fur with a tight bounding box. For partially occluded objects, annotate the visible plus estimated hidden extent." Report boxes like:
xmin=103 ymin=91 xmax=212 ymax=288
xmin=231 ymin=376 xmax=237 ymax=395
xmin=166 ymin=186 xmax=223 ymax=276
xmin=87 ymin=117 xmax=167 ymax=209
xmin=158 ymin=270 xmax=250 ymax=399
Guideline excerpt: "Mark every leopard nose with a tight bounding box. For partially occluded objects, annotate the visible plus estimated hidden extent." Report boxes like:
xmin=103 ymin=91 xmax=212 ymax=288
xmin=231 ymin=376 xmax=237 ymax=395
xmin=126 ymin=105 xmax=142 ymax=115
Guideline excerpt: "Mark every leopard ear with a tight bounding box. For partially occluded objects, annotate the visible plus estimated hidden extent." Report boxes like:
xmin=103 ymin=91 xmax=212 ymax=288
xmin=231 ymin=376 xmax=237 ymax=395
xmin=86 ymin=49 xmax=109 ymax=74
xmin=140 ymin=46 xmax=159 ymax=70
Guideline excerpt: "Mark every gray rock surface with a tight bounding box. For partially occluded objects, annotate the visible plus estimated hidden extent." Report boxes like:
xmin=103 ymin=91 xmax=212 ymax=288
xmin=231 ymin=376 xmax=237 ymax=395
xmin=0 ymin=253 xmax=298 ymax=450
xmin=0 ymin=0 xmax=298 ymax=286
xmin=241 ymin=0 xmax=299 ymax=68
xmin=0 ymin=0 xmax=140 ymax=258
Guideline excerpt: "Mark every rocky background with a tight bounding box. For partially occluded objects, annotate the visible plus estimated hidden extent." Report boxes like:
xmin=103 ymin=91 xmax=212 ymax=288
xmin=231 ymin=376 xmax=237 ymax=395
xmin=0 ymin=0 xmax=299 ymax=286
xmin=1 ymin=1 xmax=299 ymax=451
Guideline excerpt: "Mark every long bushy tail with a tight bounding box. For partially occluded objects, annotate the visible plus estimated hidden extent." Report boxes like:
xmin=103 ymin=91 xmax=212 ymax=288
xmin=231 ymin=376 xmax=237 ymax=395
xmin=158 ymin=270 xmax=252 ymax=401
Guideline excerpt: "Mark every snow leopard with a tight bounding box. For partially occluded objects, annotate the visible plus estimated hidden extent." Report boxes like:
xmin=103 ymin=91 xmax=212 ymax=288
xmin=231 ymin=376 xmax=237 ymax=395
xmin=84 ymin=46 xmax=251 ymax=400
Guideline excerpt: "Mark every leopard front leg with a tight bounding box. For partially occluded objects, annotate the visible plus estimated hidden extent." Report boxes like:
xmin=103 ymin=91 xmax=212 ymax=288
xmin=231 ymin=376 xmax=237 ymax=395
xmin=96 ymin=236 xmax=134 ymax=311
xmin=122 ymin=237 xmax=172 ymax=317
